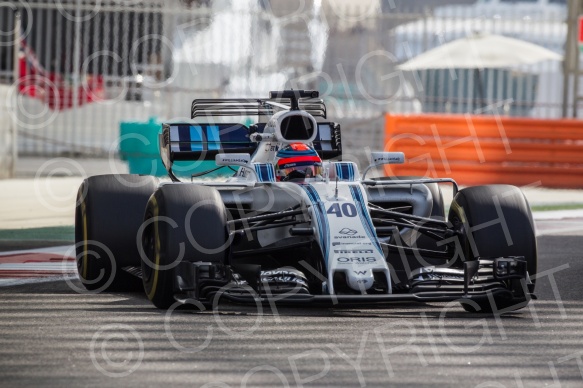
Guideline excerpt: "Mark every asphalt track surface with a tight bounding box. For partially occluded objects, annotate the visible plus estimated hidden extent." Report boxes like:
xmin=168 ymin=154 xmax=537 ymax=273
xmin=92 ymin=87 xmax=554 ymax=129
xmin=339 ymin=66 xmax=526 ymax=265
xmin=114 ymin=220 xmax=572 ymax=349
xmin=1 ymin=221 xmax=583 ymax=387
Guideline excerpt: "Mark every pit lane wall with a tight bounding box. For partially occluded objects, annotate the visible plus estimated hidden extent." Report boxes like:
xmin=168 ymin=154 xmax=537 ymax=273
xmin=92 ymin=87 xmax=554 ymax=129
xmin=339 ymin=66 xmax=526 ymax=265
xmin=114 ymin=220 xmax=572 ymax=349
xmin=0 ymin=85 xmax=15 ymax=179
xmin=383 ymin=114 xmax=583 ymax=189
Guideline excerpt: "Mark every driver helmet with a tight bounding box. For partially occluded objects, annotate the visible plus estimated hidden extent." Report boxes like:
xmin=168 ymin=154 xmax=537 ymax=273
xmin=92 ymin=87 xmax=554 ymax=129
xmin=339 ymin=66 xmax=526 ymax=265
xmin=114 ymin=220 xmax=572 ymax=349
xmin=275 ymin=143 xmax=322 ymax=181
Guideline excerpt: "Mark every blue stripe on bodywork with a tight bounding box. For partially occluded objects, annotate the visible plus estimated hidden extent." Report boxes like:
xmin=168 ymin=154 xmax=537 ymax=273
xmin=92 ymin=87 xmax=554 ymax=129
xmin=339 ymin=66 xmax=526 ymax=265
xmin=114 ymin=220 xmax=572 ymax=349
xmin=301 ymin=184 xmax=329 ymax=263
xmin=254 ymin=164 xmax=264 ymax=181
xmin=207 ymin=125 xmax=220 ymax=150
xmin=335 ymin=163 xmax=343 ymax=180
xmin=335 ymin=162 xmax=355 ymax=181
xmin=349 ymin=185 xmax=383 ymax=255
xmin=189 ymin=125 xmax=203 ymax=151
xmin=254 ymin=164 xmax=276 ymax=182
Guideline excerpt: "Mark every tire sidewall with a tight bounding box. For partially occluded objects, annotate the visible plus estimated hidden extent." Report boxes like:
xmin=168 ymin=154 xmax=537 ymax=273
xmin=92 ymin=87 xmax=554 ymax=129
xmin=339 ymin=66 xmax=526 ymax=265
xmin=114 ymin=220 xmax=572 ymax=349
xmin=448 ymin=184 xmax=538 ymax=282
xmin=75 ymin=174 xmax=158 ymax=291
xmin=141 ymin=184 xmax=229 ymax=309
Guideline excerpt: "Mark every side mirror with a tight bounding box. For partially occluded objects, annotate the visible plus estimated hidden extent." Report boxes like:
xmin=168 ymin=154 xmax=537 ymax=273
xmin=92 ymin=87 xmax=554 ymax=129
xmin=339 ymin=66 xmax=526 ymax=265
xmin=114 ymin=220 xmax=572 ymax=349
xmin=362 ymin=152 xmax=405 ymax=180
xmin=215 ymin=153 xmax=258 ymax=180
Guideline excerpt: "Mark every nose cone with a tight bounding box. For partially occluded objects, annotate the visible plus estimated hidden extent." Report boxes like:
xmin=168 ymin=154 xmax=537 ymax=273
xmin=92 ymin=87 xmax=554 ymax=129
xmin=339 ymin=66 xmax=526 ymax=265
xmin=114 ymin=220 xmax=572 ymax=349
xmin=346 ymin=269 xmax=375 ymax=292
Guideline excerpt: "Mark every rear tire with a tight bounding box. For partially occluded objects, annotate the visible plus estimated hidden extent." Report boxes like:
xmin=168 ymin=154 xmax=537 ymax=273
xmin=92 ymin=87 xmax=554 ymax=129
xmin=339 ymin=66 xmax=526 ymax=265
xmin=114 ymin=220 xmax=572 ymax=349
xmin=141 ymin=184 xmax=229 ymax=309
xmin=448 ymin=185 xmax=537 ymax=313
xmin=75 ymin=174 xmax=158 ymax=292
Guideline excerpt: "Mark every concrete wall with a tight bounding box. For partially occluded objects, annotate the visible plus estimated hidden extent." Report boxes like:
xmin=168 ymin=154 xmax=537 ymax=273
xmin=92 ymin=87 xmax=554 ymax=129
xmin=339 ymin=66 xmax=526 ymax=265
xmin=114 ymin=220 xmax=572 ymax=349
xmin=0 ymin=85 xmax=15 ymax=178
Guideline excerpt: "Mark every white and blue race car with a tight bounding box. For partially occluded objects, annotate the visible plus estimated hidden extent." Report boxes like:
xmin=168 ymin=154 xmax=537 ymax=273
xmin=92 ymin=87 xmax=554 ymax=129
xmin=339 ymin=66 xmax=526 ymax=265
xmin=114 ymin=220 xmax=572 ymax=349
xmin=75 ymin=90 xmax=537 ymax=313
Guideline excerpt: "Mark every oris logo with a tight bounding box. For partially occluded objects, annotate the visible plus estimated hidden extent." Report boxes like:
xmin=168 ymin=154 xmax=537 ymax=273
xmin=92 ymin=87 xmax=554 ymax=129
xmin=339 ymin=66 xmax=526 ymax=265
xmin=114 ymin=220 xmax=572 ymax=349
xmin=337 ymin=257 xmax=377 ymax=264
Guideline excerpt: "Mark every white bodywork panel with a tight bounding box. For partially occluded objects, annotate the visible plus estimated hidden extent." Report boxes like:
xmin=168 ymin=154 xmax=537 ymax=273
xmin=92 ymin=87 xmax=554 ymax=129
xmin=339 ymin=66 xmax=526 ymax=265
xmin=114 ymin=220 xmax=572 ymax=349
xmin=298 ymin=182 xmax=391 ymax=294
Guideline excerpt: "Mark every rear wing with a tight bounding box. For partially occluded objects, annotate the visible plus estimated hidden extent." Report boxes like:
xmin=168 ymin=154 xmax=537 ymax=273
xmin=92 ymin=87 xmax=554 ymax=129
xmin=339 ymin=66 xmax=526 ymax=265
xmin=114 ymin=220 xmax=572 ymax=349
xmin=159 ymin=122 xmax=342 ymax=172
xmin=191 ymin=97 xmax=327 ymax=119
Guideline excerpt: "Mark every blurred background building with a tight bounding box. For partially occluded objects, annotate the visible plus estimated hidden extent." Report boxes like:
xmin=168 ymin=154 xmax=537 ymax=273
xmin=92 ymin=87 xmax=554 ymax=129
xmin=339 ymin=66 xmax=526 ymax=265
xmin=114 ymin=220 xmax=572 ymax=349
xmin=0 ymin=0 xmax=575 ymax=174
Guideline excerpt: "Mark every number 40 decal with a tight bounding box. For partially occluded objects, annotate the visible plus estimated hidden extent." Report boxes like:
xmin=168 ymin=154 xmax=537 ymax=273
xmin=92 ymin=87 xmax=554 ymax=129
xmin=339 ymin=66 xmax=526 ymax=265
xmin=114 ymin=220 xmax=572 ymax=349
xmin=326 ymin=203 xmax=357 ymax=217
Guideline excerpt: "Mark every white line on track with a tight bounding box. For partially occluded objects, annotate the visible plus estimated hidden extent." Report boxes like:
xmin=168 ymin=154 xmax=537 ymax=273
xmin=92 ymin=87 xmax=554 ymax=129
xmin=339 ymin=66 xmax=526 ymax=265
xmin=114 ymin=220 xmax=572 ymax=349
xmin=534 ymin=217 xmax=583 ymax=236
xmin=532 ymin=209 xmax=583 ymax=220
xmin=0 ymin=275 xmax=78 ymax=288
xmin=0 ymin=245 xmax=74 ymax=257
xmin=0 ymin=263 xmax=77 ymax=271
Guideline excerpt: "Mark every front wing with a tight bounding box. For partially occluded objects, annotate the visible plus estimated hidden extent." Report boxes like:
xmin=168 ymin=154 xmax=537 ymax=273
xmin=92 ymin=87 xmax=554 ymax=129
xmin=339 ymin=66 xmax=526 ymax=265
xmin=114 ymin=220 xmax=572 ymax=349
xmin=171 ymin=256 xmax=535 ymax=309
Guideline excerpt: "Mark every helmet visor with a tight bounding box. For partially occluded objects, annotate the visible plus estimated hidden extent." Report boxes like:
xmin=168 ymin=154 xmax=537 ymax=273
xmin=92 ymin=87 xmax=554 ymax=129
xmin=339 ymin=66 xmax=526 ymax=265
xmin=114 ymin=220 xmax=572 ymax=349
xmin=279 ymin=165 xmax=322 ymax=180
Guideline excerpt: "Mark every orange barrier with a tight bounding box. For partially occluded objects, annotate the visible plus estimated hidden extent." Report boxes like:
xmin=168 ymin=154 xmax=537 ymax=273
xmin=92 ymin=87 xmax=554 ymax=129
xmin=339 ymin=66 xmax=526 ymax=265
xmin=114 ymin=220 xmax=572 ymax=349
xmin=384 ymin=114 xmax=583 ymax=188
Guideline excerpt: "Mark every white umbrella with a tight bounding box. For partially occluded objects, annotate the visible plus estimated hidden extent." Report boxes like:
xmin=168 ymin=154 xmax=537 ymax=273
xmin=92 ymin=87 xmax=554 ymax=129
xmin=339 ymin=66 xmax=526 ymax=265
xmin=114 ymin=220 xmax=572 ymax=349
xmin=397 ymin=32 xmax=562 ymax=71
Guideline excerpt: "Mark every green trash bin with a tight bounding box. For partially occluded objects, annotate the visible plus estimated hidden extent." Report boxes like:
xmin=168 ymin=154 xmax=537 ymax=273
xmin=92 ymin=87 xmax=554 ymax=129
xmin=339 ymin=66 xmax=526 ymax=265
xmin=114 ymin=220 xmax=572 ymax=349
xmin=119 ymin=117 xmax=231 ymax=178
xmin=119 ymin=117 xmax=166 ymax=176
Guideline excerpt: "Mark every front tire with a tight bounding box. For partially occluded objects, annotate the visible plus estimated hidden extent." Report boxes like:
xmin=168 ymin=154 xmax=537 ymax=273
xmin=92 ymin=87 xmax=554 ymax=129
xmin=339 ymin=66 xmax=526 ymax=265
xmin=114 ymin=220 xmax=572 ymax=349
xmin=448 ymin=185 xmax=537 ymax=313
xmin=141 ymin=184 xmax=229 ymax=309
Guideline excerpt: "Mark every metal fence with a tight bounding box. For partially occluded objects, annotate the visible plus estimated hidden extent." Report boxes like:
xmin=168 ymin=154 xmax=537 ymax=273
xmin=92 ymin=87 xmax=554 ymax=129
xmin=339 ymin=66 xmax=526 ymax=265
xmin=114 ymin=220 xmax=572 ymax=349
xmin=0 ymin=0 xmax=570 ymax=158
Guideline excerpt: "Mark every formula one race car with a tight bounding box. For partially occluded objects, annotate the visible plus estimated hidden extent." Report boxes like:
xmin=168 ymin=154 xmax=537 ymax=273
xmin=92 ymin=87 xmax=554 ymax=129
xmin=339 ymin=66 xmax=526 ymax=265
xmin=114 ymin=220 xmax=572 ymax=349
xmin=75 ymin=90 xmax=537 ymax=313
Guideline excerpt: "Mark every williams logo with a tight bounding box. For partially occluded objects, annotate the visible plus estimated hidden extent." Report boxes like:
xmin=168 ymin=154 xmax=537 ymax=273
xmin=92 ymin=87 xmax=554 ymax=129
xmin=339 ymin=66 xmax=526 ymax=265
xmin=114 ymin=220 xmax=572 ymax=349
xmin=339 ymin=228 xmax=358 ymax=236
